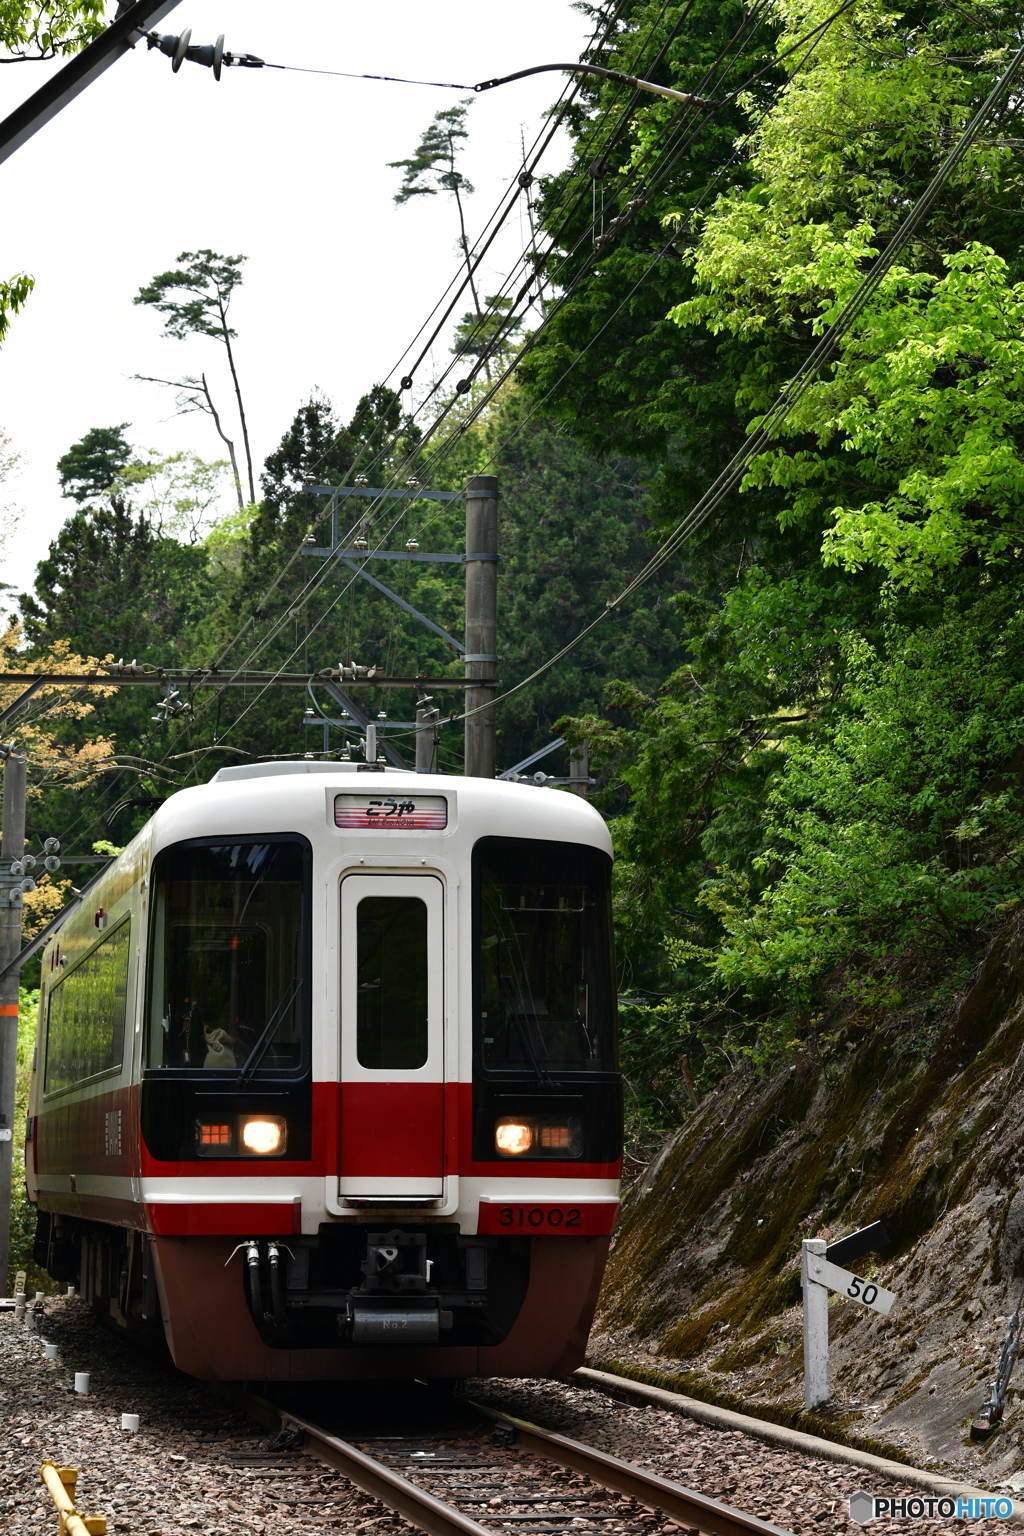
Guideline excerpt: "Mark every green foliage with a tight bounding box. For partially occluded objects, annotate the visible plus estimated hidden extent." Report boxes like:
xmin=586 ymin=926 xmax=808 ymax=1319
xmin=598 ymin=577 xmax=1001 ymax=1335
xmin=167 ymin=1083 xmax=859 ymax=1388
xmin=135 ymin=249 xmax=254 ymax=501
xmin=0 ymin=271 xmax=32 ymax=344
xmin=452 ymin=293 xmax=522 ymax=366
xmin=0 ymin=1 xmax=103 ymax=61
xmin=389 ymin=100 xmax=475 ymax=203
xmin=0 ymin=5 xmax=107 ymax=344
xmin=9 ymin=987 xmax=43 ymax=1291
xmin=134 ymin=250 xmax=246 ymax=344
xmin=521 ymin=0 xmax=1024 ymax=1122
xmin=57 ymin=424 xmax=131 ymax=503
xmin=688 ymin=598 xmax=1024 ymax=1004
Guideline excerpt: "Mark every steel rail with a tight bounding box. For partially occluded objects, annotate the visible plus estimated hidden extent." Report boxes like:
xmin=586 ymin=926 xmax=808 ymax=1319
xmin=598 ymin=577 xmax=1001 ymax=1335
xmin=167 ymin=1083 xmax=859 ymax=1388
xmin=465 ymin=1398 xmax=796 ymax=1536
xmin=210 ymin=1387 xmax=493 ymax=1536
xmin=216 ymin=1383 xmax=795 ymax=1536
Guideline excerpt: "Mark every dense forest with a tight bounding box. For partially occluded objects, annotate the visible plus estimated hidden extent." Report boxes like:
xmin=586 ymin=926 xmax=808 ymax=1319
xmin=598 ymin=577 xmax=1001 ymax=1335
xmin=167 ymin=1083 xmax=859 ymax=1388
xmin=9 ymin=0 xmax=1024 ymax=1159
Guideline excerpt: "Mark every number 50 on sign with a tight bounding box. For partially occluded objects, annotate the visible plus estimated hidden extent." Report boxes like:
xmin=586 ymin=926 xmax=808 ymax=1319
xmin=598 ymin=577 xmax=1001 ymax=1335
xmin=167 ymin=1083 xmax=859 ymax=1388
xmin=807 ymin=1254 xmax=897 ymax=1316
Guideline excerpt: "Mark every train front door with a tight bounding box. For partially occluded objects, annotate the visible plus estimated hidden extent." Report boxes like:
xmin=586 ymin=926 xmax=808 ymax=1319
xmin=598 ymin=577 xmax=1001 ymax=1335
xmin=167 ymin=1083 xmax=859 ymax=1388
xmin=338 ymin=874 xmax=445 ymax=1201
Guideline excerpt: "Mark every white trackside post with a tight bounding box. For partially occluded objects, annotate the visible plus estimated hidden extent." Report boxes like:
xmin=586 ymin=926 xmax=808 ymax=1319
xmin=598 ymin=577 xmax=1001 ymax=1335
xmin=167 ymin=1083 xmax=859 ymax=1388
xmin=802 ymin=1238 xmax=829 ymax=1409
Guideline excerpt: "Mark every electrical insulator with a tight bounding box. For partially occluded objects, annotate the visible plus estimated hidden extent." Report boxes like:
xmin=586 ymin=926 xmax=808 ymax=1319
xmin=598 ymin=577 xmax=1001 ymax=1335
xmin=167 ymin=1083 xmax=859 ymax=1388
xmin=44 ymin=857 xmax=60 ymax=873
xmin=303 ymin=533 xmax=316 ymax=546
xmin=43 ymin=838 xmax=59 ymax=854
xmin=9 ymin=860 xmax=22 ymax=877
xmin=406 ymin=538 xmax=420 ymax=552
xmin=354 ymin=537 xmax=368 ymax=551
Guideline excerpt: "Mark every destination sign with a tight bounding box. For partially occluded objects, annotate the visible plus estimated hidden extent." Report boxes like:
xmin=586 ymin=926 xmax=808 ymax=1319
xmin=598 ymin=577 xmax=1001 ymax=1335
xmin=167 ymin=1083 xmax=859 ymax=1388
xmin=334 ymin=793 xmax=448 ymax=830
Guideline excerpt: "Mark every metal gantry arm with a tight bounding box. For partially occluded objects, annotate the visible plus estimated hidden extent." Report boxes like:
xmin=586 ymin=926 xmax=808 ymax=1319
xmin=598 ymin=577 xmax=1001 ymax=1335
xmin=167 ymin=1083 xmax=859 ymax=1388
xmin=339 ymin=556 xmax=465 ymax=655
xmin=317 ymin=680 xmax=410 ymax=770
xmin=498 ymin=737 xmax=566 ymax=779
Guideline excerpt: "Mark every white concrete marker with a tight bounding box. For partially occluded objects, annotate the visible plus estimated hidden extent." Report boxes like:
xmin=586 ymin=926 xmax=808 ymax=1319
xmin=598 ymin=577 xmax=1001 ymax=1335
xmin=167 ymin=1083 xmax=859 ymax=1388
xmin=802 ymin=1238 xmax=829 ymax=1410
xmin=43 ymin=1343 xmax=58 ymax=1360
xmin=121 ymin=1414 xmax=139 ymax=1432
xmin=74 ymin=1372 xmax=90 ymax=1394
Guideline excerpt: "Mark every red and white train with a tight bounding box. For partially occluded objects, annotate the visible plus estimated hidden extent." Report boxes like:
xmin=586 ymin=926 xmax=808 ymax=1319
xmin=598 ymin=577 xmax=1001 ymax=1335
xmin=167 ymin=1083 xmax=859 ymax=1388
xmin=25 ymin=761 xmax=622 ymax=1380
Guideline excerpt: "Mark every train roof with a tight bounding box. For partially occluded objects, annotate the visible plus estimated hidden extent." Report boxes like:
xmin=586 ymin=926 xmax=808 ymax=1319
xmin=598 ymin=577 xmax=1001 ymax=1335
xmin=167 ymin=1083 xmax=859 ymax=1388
xmin=151 ymin=762 xmax=612 ymax=856
xmin=42 ymin=765 xmax=612 ymax=963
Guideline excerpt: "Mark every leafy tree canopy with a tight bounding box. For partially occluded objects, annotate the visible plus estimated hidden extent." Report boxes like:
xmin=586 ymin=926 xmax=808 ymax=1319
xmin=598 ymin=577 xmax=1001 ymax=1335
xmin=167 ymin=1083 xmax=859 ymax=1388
xmin=0 ymin=0 xmax=104 ymax=61
xmin=389 ymin=100 xmax=475 ymax=203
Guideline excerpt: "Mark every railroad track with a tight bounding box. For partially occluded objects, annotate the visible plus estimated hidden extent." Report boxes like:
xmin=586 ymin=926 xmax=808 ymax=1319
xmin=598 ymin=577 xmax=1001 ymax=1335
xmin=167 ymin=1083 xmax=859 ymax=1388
xmin=213 ymin=1384 xmax=797 ymax=1536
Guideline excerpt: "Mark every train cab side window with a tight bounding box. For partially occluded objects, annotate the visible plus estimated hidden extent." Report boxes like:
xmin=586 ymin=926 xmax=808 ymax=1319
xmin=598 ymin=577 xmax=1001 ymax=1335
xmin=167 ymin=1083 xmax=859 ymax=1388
xmin=145 ymin=836 xmax=310 ymax=1075
xmin=474 ymin=837 xmax=616 ymax=1074
xmin=356 ymin=895 xmax=429 ymax=1069
xmin=44 ymin=919 xmax=131 ymax=1096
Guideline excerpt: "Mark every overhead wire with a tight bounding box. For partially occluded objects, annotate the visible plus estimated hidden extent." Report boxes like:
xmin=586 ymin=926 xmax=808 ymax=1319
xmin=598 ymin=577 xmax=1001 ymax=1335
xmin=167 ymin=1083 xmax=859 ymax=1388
xmin=181 ymin=3 xmax=706 ymax=690
xmin=36 ymin=0 xmax=638 ymax=841
xmin=34 ymin=0 xmax=802 ymax=838
xmin=191 ymin=0 xmax=636 ymax=681
xmin=181 ymin=0 xmax=794 ymax=753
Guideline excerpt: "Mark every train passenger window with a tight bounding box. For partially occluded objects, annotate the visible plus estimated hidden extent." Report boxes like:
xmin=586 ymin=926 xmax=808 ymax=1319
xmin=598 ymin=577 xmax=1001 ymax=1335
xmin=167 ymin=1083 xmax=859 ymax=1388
xmin=356 ymin=896 xmax=429 ymax=1069
xmin=474 ymin=837 xmax=616 ymax=1074
xmin=44 ymin=919 xmax=131 ymax=1095
xmin=145 ymin=836 xmax=310 ymax=1074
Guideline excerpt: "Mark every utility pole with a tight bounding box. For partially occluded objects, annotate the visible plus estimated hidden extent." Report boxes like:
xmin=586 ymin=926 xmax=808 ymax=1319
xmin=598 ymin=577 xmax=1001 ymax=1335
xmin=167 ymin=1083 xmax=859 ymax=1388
xmin=0 ymin=753 xmax=26 ymax=1296
xmin=464 ymin=475 xmax=498 ymax=778
xmin=569 ymin=744 xmax=590 ymax=798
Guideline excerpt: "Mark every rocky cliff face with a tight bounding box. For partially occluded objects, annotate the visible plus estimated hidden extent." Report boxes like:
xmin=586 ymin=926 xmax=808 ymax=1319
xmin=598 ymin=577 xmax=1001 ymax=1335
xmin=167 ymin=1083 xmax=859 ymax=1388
xmin=592 ymin=918 xmax=1024 ymax=1488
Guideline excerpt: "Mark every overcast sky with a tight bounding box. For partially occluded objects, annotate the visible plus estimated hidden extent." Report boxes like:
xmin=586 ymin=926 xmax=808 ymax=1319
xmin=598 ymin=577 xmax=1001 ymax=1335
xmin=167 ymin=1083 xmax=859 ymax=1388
xmin=0 ymin=1 xmax=590 ymax=602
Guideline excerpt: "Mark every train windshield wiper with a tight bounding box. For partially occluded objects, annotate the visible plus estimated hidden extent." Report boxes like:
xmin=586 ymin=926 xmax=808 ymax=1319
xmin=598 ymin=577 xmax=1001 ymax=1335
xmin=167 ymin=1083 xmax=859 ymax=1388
xmin=235 ymin=975 xmax=303 ymax=1084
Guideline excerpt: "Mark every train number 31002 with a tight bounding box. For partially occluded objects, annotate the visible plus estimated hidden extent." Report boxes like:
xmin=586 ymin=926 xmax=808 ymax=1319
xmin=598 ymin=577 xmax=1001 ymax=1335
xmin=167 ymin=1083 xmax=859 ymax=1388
xmin=476 ymin=1200 xmax=619 ymax=1237
xmin=498 ymin=1205 xmax=581 ymax=1228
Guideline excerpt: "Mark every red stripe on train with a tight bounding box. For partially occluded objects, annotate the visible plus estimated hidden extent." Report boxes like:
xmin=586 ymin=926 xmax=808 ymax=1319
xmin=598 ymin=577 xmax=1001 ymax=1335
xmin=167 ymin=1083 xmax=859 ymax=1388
xmin=145 ymin=1199 xmax=302 ymax=1236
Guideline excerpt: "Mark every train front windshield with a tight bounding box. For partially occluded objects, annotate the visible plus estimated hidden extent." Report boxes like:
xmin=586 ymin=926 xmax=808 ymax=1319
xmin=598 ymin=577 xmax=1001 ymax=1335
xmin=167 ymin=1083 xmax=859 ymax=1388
xmin=146 ymin=837 xmax=310 ymax=1074
xmin=475 ymin=837 xmax=616 ymax=1073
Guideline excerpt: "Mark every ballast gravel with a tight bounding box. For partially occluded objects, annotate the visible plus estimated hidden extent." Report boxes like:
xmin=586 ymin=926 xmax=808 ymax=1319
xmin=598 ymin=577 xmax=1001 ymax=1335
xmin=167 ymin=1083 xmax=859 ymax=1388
xmin=1 ymin=1298 xmax=1012 ymax=1536
xmin=466 ymin=1375 xmax=1012 ymax=1535
xmin=0 ymin=1297 xmax=419 ymax=1536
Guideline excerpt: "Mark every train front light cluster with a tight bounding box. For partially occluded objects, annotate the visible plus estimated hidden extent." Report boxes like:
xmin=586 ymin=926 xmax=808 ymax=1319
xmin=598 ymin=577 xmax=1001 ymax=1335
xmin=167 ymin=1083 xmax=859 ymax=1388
xmin=195 ymin=1114 xmax=288 ymax=1157
xmin=494 ymin=1115 xmax=582 ymax=1159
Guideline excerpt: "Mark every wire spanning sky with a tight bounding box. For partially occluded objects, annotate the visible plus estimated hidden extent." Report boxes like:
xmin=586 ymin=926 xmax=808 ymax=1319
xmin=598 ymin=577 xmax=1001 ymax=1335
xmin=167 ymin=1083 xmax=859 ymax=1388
xmin=0 ymin=0 xmax=589 ymax=603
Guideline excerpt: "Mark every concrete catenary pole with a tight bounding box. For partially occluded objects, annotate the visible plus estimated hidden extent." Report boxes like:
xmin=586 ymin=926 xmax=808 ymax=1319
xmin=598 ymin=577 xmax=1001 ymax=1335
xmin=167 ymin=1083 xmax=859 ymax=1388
xmin=569 ymin=744 xmax=590 ymax=798
xmin=802 ymin=1237 xmax=829 ymax=1409
xmin=0 ymin=753 xmax=27 ymax=1295
xmin=464 ymin=475 xmax=499 ymax=778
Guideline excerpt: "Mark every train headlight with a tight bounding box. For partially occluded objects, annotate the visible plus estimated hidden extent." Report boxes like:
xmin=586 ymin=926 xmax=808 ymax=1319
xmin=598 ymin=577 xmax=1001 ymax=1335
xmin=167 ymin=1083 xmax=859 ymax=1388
xmin=495 ymin=1119 xmax=533 ymax=1156
xmin=494 ymin=1115 xmax=583 ymax=1159
xmin=240 ymin=1115 xmax=287 ymax=1156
